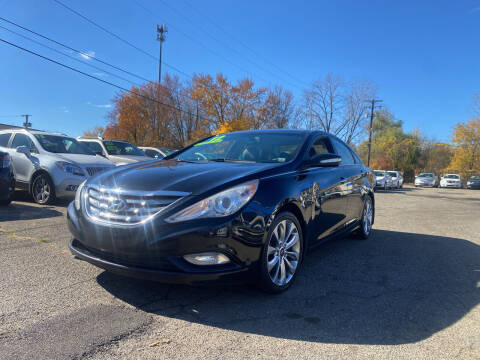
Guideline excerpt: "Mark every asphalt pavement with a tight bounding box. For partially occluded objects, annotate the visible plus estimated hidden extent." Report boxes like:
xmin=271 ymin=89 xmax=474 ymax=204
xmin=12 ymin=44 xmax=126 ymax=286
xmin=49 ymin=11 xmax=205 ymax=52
xmin=0 ymin=186 xmax=479 ymax=359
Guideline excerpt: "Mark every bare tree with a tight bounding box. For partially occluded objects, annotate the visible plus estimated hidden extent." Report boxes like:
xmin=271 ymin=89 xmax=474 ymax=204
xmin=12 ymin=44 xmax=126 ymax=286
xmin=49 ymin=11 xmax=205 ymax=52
xmin=255 ymin=86 xmax=295 ymax=129
xmin=473 ymin=92 xmax=480 ymax=116
xmin=340 ymin=80 xmax=377 ymax=144
xmin=301 ymin=74 xmax=344 ymax=134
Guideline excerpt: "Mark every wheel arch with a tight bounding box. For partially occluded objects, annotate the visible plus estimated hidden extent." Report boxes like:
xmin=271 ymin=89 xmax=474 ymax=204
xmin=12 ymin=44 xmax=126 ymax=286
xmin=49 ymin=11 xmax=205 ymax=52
xmin=273 ymin=201 xmax=308 ymax=259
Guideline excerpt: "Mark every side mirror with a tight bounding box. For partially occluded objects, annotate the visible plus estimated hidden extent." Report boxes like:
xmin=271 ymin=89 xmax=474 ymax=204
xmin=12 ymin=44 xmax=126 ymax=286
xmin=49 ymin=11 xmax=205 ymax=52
xmin=94 ymin=151 xmax=105 ymax=157
xmin=306 ymin=153 xmax=342 ymax=169
xmin=16 ymin=145 xmax=30 ymax=157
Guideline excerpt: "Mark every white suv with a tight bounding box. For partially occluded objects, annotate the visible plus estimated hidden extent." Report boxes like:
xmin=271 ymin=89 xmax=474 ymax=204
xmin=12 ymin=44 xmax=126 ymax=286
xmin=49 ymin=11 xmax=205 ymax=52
xmin=0 ymin=129 xmax=115 ymax=204
xmin=77 ymin=137 xmax=150 ymax=165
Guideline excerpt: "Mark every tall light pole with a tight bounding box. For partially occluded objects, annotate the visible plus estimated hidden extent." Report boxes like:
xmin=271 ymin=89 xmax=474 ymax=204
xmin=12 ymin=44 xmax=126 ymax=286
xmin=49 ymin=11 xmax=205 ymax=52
xmin=366 ymin=99 xmax=382 ymax=167
xmin=156 ymin=24 xmax=167 ymax=84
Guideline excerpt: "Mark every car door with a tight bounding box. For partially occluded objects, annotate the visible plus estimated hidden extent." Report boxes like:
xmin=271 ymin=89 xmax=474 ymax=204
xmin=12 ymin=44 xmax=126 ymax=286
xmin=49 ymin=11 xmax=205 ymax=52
xmin=8 ymin=133 xmax=38 ymax=183
xmin=329 ymin=137 xmax=363 ymax=226
xmin=306 ymin=136 xmax=349 ymax=242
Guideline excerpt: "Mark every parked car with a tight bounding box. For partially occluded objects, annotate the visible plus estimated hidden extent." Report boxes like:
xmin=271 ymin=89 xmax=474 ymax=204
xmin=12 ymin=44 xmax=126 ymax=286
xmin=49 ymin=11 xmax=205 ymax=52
xmin=0 ymin=129 xmax=115 ymax=204
xmin=77 ymin=137 xmax=151 ymax=165
xmin=0 ymin=150 xmax=15 ymax=205
xmin=466 ymin=175 xmax=480 ymax=190
xmin=139 ymin=147 xmax=174 ymax=159
xmin=387 ymin=171 xmax=403 ymax=189
xmin=439 ymin=174 xmax=462 ymax=188
xmin=414 ymin=172 xmax=438 ymax=187
xmin=374 ymin=170 xmax=393 ymax=190
xmin=67 ymin=130 xmax=375 ymax=293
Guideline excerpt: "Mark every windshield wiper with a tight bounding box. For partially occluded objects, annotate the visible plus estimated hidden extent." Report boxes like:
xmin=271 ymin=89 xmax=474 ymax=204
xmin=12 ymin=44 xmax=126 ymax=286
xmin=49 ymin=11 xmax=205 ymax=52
xmin=208 ymin=158 xmax=257 ymax=163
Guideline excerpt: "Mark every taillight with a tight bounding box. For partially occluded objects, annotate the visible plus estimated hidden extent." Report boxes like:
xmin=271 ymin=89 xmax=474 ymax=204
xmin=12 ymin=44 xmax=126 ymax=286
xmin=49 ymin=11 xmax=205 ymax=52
xmin=0 ymin=153 xmax=11 ymax=168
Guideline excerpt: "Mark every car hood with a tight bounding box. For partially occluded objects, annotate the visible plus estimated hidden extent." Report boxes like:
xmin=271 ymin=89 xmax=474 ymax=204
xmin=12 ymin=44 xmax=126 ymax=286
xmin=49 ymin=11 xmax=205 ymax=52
xmin=108 ymin=155 xmax=151 ymax=165
xmin=91 ymin=160 xmax=279 ymax=195
xmin=54 ymin=153 xmax=115 ymax=168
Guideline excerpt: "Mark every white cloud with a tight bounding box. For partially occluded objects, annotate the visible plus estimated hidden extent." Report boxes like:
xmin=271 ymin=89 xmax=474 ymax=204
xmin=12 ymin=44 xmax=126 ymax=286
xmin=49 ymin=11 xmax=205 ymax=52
xmin=79 ymin=50 xmax=95 ymax=60
xmin=92 ymin=72 xmax=107 ymax=77
xmin=86 ymin=101 xmax=111 ymax=109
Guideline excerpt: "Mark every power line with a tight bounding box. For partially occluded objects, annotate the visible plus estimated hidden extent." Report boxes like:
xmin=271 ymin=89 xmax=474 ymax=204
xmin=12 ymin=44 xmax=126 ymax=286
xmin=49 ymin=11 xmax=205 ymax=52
xmin=157 ymin=0 xmax=307 ymax=90
xmin=52 ymin=0 xmax=192 ymax=81
xmin=181 ymin=0 xmax=309 ymax=87
xmin=0 ymin=24 xmax=143 ymax=86
xmin=0 ymin=16 xmax=150 ymax=83
xmin=0 ymin=38 xmax=209 ymax=122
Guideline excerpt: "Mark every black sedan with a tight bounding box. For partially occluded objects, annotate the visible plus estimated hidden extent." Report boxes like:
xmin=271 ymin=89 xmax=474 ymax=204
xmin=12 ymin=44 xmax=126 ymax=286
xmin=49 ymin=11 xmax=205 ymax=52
xmin=0 ymin=151 xmax=15 ymax=206
xmin=67 ymin=130 xmax=375 ymax=293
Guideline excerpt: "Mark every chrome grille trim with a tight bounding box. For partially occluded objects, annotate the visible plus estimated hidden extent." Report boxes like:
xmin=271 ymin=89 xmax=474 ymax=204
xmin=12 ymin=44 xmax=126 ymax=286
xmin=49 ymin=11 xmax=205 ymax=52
xmin=83 ymin=186 xmax=189 ymax=226
xmin=86 ymin=167 xmax=110 ymax=177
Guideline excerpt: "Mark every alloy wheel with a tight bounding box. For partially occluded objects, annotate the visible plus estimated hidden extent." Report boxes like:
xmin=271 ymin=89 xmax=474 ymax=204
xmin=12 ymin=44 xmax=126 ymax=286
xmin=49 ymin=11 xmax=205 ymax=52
xmin=363 ymin=198 xmax=373 ymax=235
xmin=266 ymin=219 xmax=301 ymax=286
xmin=33 ymin=175 xmax=51 ymax=204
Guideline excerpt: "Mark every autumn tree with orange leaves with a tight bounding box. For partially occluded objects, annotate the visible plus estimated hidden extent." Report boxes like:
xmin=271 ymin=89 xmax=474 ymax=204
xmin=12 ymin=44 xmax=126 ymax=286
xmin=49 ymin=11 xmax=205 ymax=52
xmin=103 ymin=73 xmax=296 ymax=148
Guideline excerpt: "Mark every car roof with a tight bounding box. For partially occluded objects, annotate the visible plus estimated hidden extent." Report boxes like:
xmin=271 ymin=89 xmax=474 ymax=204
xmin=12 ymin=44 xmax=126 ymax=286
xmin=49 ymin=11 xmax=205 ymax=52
xmin=0 ymin=128 xmax=68 ymax=137
xmin=228 ymin=129 xmax=326 ymax=136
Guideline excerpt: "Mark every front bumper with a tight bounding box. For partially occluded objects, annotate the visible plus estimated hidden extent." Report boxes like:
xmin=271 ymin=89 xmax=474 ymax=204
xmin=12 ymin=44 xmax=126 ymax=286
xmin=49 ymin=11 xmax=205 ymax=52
xmin=440 ymin=182 xmax=461 ymax=188
xmin=66 ymin=202 xmax=266 ymax=284
xmin=467 ymin=183 xmax=480 ymax=189
xmin=415 ymin=181 xmax=435 ymax=187
xmin=55 ymin=176 xmax=86 ymax=198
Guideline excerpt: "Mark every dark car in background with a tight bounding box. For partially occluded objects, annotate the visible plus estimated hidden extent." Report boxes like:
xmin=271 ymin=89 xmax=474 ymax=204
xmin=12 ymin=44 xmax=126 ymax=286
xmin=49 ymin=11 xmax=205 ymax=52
xmin=0 ymin=151 xmax=15 ymax=205
xmin=67 ymin=130 xmax=375 ymax=293
xmin=466 ymin=175 xmax=480 ymax=189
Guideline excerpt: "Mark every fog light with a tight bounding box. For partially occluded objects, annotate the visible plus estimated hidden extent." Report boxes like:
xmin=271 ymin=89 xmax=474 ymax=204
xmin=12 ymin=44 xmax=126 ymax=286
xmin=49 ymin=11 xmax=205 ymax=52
xmin=183 ymin=252 xmax=230 ymax=265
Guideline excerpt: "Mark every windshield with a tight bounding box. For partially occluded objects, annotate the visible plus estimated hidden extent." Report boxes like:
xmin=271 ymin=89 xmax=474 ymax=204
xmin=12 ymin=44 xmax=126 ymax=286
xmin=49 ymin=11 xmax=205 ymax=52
xmin=374 ymin=171 xmax=385 ymax=177
xmin=34 ymin=134 xmax=93 ymax=155
xmin=103 ymin=140 xmax=145 ymax=156
xmin=469 ymin=175 xmax=480 ymax=180
xmin=387 ymin=171 xmax=397 ymax=177
xmin=443 ymin=174 xmax=459 ymax=179
xmin=160 ymin=148 xmax=172 ymax=155
xmin=418 ymin=173 xmax=434 ymax=178
xmin=170 ymin=132 xmax=306 ymax=163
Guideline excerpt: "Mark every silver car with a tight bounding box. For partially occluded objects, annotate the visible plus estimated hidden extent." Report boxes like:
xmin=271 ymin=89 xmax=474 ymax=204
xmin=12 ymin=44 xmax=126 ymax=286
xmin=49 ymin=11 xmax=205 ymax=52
xmin=374 ymin=170 xmax=393 ymax=190
xmin=387 ymin=171 xmax=403 ymax=189
xmin=77 ymin=137 xmax=150 ymax=165
xmin=0 ymin=129 xmax=115 ymax=204
xmin=414 ymin=172 xmax=438 ymax=187
xmin=139 ymin=146 xmax=173 ymax=159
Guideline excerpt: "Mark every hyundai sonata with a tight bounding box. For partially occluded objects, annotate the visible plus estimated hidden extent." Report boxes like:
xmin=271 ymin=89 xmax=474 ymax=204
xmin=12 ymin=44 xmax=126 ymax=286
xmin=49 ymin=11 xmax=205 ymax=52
xmin=67 ymin=130 xmax=375 ymax=293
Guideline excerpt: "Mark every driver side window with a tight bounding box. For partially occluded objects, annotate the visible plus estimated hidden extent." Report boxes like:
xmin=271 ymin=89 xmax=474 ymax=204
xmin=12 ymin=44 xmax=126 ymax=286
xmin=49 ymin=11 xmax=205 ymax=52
xmin=11 ymin=133 xmax=38 ymax=153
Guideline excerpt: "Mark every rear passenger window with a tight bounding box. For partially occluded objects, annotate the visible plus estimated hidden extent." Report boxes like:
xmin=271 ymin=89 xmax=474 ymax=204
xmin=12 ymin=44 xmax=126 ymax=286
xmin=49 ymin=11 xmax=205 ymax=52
xmin=0 ymin=133 xmax=12 ymax=147
xmin=330 ymin=137 xmax=355 ymax=165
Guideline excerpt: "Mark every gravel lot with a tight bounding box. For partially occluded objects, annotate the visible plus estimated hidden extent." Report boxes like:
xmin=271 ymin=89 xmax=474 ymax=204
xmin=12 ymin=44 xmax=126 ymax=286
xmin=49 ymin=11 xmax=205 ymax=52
xmin=0 ymin=186 xmax=479 ymax=360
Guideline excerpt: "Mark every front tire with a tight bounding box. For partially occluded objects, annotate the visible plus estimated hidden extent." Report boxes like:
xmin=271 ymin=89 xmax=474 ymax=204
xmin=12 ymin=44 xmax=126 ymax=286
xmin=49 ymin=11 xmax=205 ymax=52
xmin=31 ymin=173 xmax=56 ymax=205
xmin=258 ymin=212 xmax=303 ymax=294
xmin=355 ymin=196 xmax=373 ymax=240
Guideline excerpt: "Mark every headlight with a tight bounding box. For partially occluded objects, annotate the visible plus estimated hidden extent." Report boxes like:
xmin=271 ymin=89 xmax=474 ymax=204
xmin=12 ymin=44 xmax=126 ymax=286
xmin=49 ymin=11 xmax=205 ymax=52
xmin=56 ymin=161 xmax=85 ymax=176
xmin=165 ymin=180 xmax=259 ymax=223
xmin=74 ymin=180 xmax=86 ymax=210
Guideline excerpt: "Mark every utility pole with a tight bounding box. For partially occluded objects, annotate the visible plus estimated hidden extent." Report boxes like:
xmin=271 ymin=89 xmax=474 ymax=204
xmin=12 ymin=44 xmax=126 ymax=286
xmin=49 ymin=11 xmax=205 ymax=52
xmin=366 ymin=99 xmax=382 ymax=167
xmin=21 ymin=114 xmax=32 ymax=128
xmin=156 ymin=24 xmax=167 ymax=84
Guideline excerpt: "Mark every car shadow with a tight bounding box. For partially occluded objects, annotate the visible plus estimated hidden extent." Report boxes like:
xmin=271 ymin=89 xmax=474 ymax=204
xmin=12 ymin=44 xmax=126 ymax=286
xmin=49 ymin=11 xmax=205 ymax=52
xmin=0 ymin=197 xmax=64 ymax=222
xmin=96 ymin=229 xmax=479 ymax=345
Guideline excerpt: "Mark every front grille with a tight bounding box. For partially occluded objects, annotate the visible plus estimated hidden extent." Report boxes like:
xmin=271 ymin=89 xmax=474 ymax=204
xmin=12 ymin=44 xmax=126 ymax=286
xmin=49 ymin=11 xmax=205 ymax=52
xmin=84 ymin=186 xmax=188 ymax=225
xmin=86 ymin=167 xmax=109 ymax=177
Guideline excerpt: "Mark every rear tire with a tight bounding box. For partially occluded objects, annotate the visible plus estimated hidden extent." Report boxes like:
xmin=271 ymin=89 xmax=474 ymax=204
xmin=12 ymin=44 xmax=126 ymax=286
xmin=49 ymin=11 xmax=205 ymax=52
xmin=355 ymin=196 xmax=373 ymax=240
xmin=258 ymin=212 xmax=303 ymax=294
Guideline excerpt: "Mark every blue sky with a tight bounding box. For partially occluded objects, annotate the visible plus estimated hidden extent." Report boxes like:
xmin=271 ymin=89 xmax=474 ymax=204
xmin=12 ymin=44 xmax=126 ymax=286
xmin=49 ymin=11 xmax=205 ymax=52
xmin=0 ymin=0 xmax=479 ymax=142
